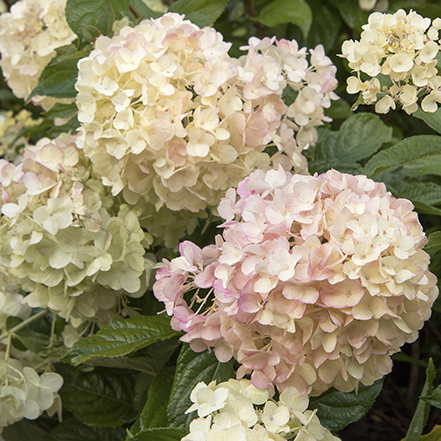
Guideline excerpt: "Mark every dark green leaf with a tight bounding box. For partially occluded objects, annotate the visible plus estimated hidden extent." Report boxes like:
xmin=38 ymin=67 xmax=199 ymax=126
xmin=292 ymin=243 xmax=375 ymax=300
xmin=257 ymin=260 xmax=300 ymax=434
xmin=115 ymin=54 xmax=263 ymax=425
xmin=139 ymin=366 xmax=175 ymax=430
xmin=404 ymin=358 xmax=436 ymax=441
xmin=48 ymin=116 xmax=80 ymax=138
xmin=129 ymin=427 xmax=187 ymax=441
xmin=388 ymin=181 xmax=441 ymax=206
xmin=254 ymin=0 xmax=312 ymax=38
xmin=325 ymin=98 xmax=352 ymax=121
xmin=414 ymin=106 xmax=441 ymax=135
xmin=167 ymin=344 xmax=235 ymax=429
xmin=63 ymin=314 xmax=180 ymax=366
xmin=47 ymin=417 xmax=126 ymax=441
xmin=425 ymin=232 xmax=441 ymax=257
xmin=169 ymin=0 xmax=228 ymax=27
xmin=44 ymin=102 xmax=78 ymax=119
xmin=336 ymin=0 xmax=370 ymax=31
xmin=2 ymin=419 xmax=47 ymax=441
xmin=305 ymin=113 xmax=392 ymax=174
xmin=400 ymin=156 xmax=441 ymax=177
xmin=65 ymin=0 xmax=130 ymax=42
xmin=29 ymin=58 xmax=78 ymax=100
xmin=58 ymin=365 xmax=137 ymax=427
xmin=309 ymin=379 xmax=384 ymax=432
xmin=364 ymin=136 xmax=441 ymax=177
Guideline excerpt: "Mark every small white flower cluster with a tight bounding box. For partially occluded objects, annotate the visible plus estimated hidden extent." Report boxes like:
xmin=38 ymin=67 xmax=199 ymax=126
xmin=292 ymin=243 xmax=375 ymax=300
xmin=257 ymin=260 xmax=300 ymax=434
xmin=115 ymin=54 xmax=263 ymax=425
xmin=0 ymin=0 xmax=76 ymax=109
xmin=341 ymin=9 xmax=441 ymax=114
xmin=0 ymin=135 xmax=151 ymax=329
xmin=0 ymin=353 xmax=63 ymax=432
xmin=0 ymin=110 xmax=43 ymax=163
xmin=75 ymin=12 xmax=337 ymax=220
xmin=183 ymin=379 xmax=339 ymax=441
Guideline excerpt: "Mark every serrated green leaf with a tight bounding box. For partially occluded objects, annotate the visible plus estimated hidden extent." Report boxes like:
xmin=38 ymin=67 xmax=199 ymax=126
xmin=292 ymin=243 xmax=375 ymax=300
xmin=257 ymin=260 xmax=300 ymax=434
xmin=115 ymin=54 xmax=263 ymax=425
xmin=58 ymin=365 xmax=137 ymax=428
xmin=364 ymin=136 xmax=441 ymax=177
xmin=254 ymin=0 xmax=312 ymax=38
xmin=47 ymin=417 xmax=126 ymax=441
xmin=388 ymin=181 xmax=441 ymax=206
xmin=404 ymin=358 xmax=436 ymax=441
xmin=305 ymin=113 xmax=392 ymax=174
xmin=129 ymin=427 xmax=187 ymax=441
xmin=63 ymin=314 xmax=179 ymax=366
xmin=2 ymin=419 xmax=47 ymax=441
xmin=167 ymin=344 xmax=235 ymax=429
xmin=29 ymin=58 xmax=78 ymax=100
xmin=414 ymin=106 xmax=441 ymax=135
xmin=400 ymin=156 xmax=441 ymax=178
xmin=139 ymin=366 xmax=175 ymax=430
xmin=65 ymin=0 xmax=129 ymax=42
xmin=309 ymin=379 xmax=383 ymax=432
xmin=169 ymin=0 xmax=228 ymax=27
xmin=425 ymin=232 xmax=441 ymax=257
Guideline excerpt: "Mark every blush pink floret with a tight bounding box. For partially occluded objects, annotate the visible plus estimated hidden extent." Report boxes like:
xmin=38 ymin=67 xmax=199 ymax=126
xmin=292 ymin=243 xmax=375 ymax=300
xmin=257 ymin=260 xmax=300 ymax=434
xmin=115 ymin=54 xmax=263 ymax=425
xmin=154 ymin=168 xmax=438 ymax=395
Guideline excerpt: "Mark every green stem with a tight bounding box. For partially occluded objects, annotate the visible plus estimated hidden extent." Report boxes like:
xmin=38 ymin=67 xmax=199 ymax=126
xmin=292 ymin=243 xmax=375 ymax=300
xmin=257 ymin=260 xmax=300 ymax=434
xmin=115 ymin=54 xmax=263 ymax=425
xmin=0 ymin=309 xmax=48 ymax=341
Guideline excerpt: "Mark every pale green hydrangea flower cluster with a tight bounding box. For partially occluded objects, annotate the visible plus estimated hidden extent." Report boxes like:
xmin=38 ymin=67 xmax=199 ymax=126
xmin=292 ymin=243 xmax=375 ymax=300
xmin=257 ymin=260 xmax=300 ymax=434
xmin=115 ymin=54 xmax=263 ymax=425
xmin=0 ymin=134 xmax=152 ymax=332
xmin=341 ymin=9 xmax=441 ymax=114
xmin=183 ymin=379 xmax=340 ymax=441
xmin=0 ymin=0 xmax=76 ymax=109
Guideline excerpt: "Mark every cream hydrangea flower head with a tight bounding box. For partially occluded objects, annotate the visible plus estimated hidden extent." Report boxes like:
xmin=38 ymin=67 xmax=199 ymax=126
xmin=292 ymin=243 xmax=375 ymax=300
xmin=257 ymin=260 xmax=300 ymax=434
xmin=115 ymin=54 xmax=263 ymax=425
xmin=154 ymin=168 xmax=438 ymax=395
xmin=182 ymin=379 xmax=340 ymax=441
xmin=0 ymin=0 xmax=76 ymax=109
xmin=341 ymin=9 xmax=441 ymax=114
xmin=0 ymin=353 xmax=63 ymax=432
xmin=76 ymin=12 xmax=338 ymax=217
xmin=0 ymin=134 xmax=151 ymax=329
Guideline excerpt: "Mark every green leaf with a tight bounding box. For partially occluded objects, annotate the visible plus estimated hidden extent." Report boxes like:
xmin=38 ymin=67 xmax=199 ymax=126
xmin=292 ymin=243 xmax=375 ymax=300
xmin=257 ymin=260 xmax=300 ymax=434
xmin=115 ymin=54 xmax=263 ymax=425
xmin=420 ymin=425 xmax=441 ymax=441
xmin=48 ymin=116 xmax=80 ymax=138
xmin=29 ymin=58 xmax=78 ymax=100
xmin=167 ymin=344 xmax=235 ymax=429
xmin=58 ymin=365 xmax=137 ymax=427
xmin=336 ymin=0 xmax=370 ymax=31
xmin=169 ymin=0 xmax=228 ymax=27
xmin=404 ymin=358 xmax=436 ymax=441
xmin=305 ymin=113 xmax=392 ymax=174
xmin=388 ymin=181 xmax=441 ymax=206
xmin=129 ymin=427 xmax=187 ymax=441
xmin=138 ymin=366 xmax=175 ymax=430
xmin=2 ymin=419 xmax=47 ymax=441
xmin=414 ymin=106 xmax=441 ymax=135
xmin=422 ymin=384 xmax=441 ymax=409
xmin=47 ymin=417 xmax=126 ymax=441
xmin=65 ymin=0 xmax=130 ymax=42
xmin=254 ymin=0 xmax=312 ymax=38
xmin=425 ymin=232 xmax=441 ymax=257
xmin=364 ymin=136 xmax=441 ymax=177
xmin=129 ymin=0 xmax=163 ymax=19
xmin=44 ymin=102 xmax=78 ymax=120
xmin=63 ymin=314 xmax=180 ymax=366
xmin=309 ymin=379 xmax=384 ymax=432
xmin=400 ymin=156 xmax=441 ymax=178
xmin=325 ymin=98 xmax=351 ymax=121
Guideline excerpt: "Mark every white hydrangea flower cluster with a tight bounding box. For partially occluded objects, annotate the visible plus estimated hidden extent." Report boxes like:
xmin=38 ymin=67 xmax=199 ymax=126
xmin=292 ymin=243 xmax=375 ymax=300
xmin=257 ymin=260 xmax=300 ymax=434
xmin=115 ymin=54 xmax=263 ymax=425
xmin=0 ymin=110 xmax=43 ymax=163
xmin=0 ymin=135 xmax=151 ymax=329
xmin=341 ymin=9 xmax=441 ymax=114
xmin=0 ymin=353 xmax=63 ymax=432
xmin=76 ymin=12 xmax=337 ymax=217
xmin=0 ymin=0 xmax=76 ymax=109
xmin=183 ymin=379 xmax=340 ymax=441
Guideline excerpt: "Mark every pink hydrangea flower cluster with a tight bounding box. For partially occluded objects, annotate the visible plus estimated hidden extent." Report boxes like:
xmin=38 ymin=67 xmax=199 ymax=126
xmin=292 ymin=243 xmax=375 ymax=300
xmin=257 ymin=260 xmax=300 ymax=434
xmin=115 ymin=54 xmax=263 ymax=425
xmin=76 ymin=12 xmax=338 ymax=216
xmin=0 ymin=135 xmax=151 ymax=330
xmin=154 ymin=168 xmax=438 ymax=395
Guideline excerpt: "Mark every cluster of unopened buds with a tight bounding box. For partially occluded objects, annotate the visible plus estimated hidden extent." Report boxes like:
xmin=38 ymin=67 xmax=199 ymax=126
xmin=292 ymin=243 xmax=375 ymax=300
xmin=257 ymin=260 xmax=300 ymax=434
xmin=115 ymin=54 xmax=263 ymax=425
xmin=341 ymin=9 xmax=441 ymax=114
xmin=154 ymin=168 xmax=438 ymax=395
xmin=183 ymin=379 xmax=339 ymax=441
